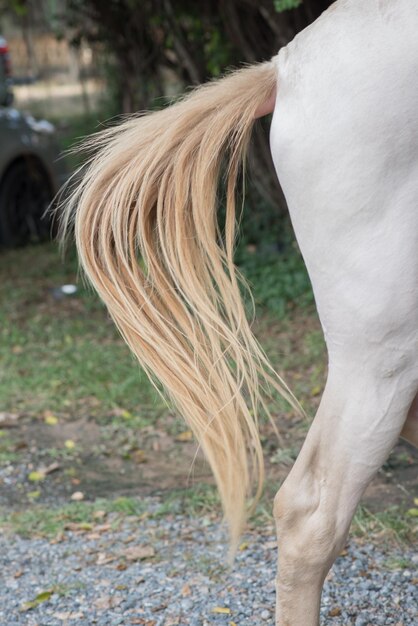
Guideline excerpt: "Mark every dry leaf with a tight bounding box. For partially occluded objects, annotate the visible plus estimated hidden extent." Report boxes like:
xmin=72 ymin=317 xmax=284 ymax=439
xmin=124 ymin=545 xmax=155 ymax=561
xmin=132 ymin=449 xmax=147 ymax=464
xmin=329 ymin=607 xmax=342 ymax=617
xmin=27 ymin=490 xmax=41 ymax=500
xmin=0 ymin=412 xmax=20 ymax=427
xmin=28 ymin=471 xmax=45 ymax=482
xmin=70 ymin=491 xmax=84 ymax=501
xmin=175 ymin=430 xmax=193 ymax=442
xmin=44 ymin=415 xmax=59 ymax=425
xmin=181 ymin=583 xmax=191 ymax=596
xmin=94 ymin=523 xmax=112 ymax=533
xmin=44 ymin=462 xmax=61 ymax=475
xmin=65 ymin=439 xmax=76 ymax=449
xmin=94 ymin=595 xmax=122 ymax=609
xmin=116 ymin=562 xmax=128 ymax=571
xmin=96 ymin=552 xmax=116 ymax=565
xmin=64 ymin=522 xmax=93 ymax=532
xmin=212 ymin=607 xmax=231 ymax=614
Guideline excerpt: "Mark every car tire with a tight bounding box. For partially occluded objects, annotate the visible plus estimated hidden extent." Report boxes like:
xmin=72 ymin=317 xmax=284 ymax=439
xmin=0 ymin=158 xmax=53 ymax=247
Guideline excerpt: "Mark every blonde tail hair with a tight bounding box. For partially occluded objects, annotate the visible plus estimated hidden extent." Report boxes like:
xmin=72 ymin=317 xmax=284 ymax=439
xmin=61 ymin=60 xmax=296 ymax=550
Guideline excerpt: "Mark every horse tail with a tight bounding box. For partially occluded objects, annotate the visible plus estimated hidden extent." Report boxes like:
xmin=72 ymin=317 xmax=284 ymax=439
xmin=60 ymin=60 xmax=297 ymax=552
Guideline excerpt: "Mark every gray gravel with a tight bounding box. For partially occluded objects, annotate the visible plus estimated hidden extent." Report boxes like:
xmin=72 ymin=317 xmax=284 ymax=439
xmin=0 ymin=503 xmax=417 ymax=626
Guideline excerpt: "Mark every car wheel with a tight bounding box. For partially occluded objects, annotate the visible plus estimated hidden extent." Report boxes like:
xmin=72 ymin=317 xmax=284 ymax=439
xmin=0 ymin=158 xmax=53 ymax=247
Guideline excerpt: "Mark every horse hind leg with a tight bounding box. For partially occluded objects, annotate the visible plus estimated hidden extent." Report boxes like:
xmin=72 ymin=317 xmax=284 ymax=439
xmin=401 ymin=391 xmax=418 ymax=448
xmin=273 ymin=351 xmax=418 ymax=626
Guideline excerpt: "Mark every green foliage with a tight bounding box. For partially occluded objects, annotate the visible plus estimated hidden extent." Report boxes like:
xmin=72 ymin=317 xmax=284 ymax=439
xmin=238 ymin=243 xmax=313 ymax=317
xmin=235 ymin=213 xmax=314 ymax=317
xmin=274 ymin=0 xmax=303 ymax=11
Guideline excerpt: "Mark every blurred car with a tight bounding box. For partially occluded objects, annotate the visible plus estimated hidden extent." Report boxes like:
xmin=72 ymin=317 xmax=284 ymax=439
xmin=0 ymin=35 xmax=13 ymax=107
xmin=0 ymin=36 xmax=67 ymax=247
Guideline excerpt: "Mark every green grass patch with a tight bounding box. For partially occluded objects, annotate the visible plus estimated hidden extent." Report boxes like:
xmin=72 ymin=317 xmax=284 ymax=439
xmin=0 ymin=496 xmax=147 ymax=538
xmin=0 ymin=243 xmax=160 ymax=417
xmin=352 ymin=505 xmax=418 ymax=544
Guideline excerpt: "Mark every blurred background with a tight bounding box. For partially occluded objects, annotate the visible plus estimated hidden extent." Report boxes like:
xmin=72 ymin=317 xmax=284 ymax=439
xmin=0 ymin=0 xmax=416 ymax=547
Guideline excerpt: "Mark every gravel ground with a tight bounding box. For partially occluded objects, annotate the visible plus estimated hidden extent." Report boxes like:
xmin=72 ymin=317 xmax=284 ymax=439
xmin=1 ymin=502 xmax=417 ymax=626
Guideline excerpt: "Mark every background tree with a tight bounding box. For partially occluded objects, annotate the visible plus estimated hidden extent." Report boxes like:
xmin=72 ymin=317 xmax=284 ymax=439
xmin=62 ymin=0 xmax=333 ymax=213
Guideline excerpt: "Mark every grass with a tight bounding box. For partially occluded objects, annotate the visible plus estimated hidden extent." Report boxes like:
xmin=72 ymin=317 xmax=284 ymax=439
xmin=0 ymin=496 xmax=147 ymax=538
xmin=1 ymin=486 xmax=416 ymax=547
xmin=0 ymin=243 xmax=161 ymax=417
xmin=352 ymin=505 xmax=418 ymax=545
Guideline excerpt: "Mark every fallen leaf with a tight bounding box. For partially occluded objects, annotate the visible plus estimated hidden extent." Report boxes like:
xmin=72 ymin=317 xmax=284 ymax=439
xmin=407 ymin=508 xmax=418 ymax=517
xmin=14 ymin=570 xmax=24 ymax=579
xmin=132 ymin=449 xmax=147 ymax=464
xmin=181 ymin=583 xmax=191 ymax=596
xmin=124 ymin=545 xmax=155 ymax=561
xmin=94 ymin=523 xmax=112 ymax=533
xmin=86 ymin=532 xmax=101 ymax=540
xmin=94 ymin=595 xmax=122 ymax=609
xmin=130 ymin=620 xmax=156 ymax=625
xmin=64 ymin=522 xmax=93 ymax=532
xmin=27 ymin=490 xmax=41 ymax=500
xmin=0 ymin=412 xmax=20 ymax=427
xmin=96 ymin=553 xmax=116 ymax=565
xmin=44 ymin=462 xmax=61 ymax=475
xmin=65 ymin=439 xmax=76 ymax=450
xmin=212 ymin=607 xmax=231 ymax=615
xmin=414 ymin=498 xmax=418 ymax=506
xmin=44 ymin=415 xmax=59 ymax=425
xmin=93 ymin=510 xmax=106 ymax=520
xmin=70 ymin=491 xmax=84 ymax=501
xmin=329 ymin=607 xmax=342 ymax=617
xmin=175 ymin=430 xmax=193 ymax=442
xmin=28 ymin=471 xmax=45 ymax=482
xmin=116 ymin=562 xmax=128 ymax=571
xmin=21 ymin=589 xmax=54 ymax=611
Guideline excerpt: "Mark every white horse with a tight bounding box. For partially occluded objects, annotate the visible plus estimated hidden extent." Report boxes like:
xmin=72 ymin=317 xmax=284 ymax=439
xmin=62 ymin=0 xmax=418 ymax=623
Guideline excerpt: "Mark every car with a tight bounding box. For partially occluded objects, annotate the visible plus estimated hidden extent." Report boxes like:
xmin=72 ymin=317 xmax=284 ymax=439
xmin=0 ymin=36 xmax=67 ymax=247
xmin=0 ymin=36 xmax=13 ymax=107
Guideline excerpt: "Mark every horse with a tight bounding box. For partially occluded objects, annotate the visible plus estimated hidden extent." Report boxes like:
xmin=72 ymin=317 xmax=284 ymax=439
xmin=61 ymin=0 xmax=418 ymax=623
